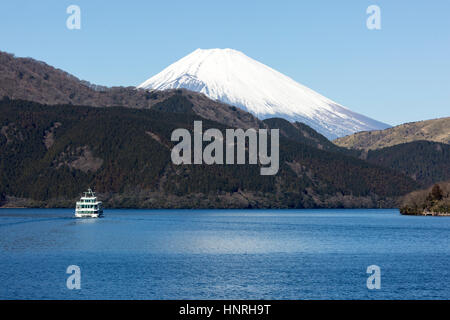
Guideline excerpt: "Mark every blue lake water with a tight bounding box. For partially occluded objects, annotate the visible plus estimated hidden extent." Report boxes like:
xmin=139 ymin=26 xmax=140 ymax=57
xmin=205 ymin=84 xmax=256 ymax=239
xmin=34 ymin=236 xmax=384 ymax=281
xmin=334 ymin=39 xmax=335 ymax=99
xmin=0 ymin=208 xmax=449 ymax=299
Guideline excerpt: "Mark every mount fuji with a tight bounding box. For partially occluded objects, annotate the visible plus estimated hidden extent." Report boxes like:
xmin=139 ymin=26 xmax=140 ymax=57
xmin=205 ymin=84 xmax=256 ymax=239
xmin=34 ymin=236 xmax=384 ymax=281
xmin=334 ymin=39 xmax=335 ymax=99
xmin=137 ymin=48 xmax=390 ymax=139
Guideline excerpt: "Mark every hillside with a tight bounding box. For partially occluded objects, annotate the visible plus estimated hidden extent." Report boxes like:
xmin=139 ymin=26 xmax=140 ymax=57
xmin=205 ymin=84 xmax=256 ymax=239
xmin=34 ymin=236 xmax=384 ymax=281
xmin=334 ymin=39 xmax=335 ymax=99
xmin=0 ymin=51 xmax=260 ymax=130
xmin=333 ymin=117 xmax=450 ymax=150
xmin=0 ymin=99 xmax=418 ymax=209
xmin=263 ymin=118 xmax=349 ymax=153
xmin=0 ymin=52 xmax=450 ymax=201
xmin=365 ymin=141 xmax=450 ymax=187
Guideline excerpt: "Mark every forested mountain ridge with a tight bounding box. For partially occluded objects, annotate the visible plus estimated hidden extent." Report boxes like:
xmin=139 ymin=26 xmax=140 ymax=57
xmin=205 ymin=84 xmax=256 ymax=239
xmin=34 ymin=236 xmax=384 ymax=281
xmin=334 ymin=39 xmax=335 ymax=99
xmin=365 ymin=141 xmax=450 ymax=188
xmin=0 ymin=51 xmax=260 ymax=130
xmin=0 ymin=51 xmax=448 ymax=208
xmin=262 ymin=118 xmax=346 ymax=153
xmin=262 ymin=118 xmax=450 ymax=188
xmin=0 ymin=99 xmax=418 ymax=208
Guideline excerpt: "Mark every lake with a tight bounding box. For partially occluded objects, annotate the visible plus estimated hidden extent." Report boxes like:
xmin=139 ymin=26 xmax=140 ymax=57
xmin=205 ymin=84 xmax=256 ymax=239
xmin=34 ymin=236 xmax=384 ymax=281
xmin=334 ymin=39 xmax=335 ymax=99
xmin=0 ymin=208 xmax=449 ymax=299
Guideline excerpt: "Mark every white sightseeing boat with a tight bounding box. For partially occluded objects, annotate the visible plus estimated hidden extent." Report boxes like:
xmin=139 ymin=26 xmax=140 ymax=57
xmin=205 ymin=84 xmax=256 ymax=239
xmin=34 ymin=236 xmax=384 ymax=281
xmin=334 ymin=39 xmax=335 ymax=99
xmin=75 ymin=188 xmax=103 ymax=218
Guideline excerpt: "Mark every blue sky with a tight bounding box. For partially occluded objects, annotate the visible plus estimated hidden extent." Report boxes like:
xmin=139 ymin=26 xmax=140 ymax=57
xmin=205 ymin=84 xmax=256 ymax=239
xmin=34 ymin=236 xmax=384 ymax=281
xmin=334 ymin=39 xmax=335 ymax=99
xmin=0 ymin=0 xmax=449 ymax=125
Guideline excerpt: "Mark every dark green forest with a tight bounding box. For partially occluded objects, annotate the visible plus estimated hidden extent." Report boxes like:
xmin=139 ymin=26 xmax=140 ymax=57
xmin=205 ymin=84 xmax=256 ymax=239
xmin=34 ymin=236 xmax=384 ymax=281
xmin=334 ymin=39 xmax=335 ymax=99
xmin=0 ymin=98 xmax=435 ymax=209
xmin=366 ymin=141 xmax=450 ymax=187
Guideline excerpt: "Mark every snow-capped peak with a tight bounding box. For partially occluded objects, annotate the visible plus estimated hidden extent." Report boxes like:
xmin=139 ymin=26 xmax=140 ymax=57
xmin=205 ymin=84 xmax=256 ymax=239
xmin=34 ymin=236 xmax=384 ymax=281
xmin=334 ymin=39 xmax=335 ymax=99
xmin=137 ymin=48 xmax=389 ymax=139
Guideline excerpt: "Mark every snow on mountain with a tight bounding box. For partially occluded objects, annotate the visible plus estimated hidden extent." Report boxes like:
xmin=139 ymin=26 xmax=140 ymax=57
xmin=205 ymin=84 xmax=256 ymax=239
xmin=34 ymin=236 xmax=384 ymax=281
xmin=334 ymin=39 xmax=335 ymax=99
xmin=137 ymin=48 xmax=390 ymax=139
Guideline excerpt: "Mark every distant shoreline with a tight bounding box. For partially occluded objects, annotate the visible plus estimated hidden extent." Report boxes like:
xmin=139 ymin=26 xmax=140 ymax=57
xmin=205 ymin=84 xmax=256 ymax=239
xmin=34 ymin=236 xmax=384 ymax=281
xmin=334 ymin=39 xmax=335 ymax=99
xmin=400 ymin=183 xmax=450 ymax=217
xmin=2 ymin=206 xmax=448 ymax=216
xmin=0 ymin=193 xmax=401 ymax=210
xmin=401 ymin=211 xmax=450 ymax=217
xmin=0 ymin=205 xmax=401 ymax=210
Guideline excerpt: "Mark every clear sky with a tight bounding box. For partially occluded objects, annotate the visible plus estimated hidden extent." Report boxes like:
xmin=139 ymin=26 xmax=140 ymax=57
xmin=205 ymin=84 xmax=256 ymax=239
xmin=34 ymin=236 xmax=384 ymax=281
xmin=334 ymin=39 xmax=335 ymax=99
xmin=0 ymin=0 xmax=449 ymax=125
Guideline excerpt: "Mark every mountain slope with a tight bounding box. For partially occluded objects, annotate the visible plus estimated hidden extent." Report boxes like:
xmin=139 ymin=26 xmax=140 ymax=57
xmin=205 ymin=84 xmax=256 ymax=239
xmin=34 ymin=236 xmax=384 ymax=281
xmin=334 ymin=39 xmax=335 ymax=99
xmin=365 ymin=141 xmax=450 ymax=187
xmin=334 ymin=117 xmax=450 ymax=150
xmin=263 ymin=118 xmax=346 ymax=153
xmin=138 ymin=48 xmax=390 ymax=139
xmin=0 ymin=51 xmax=260 ymax=130
xmin=0 ymin=98 xmax=417 ymax=208
xmin=1 ymin=50 xmax=447 ymax=195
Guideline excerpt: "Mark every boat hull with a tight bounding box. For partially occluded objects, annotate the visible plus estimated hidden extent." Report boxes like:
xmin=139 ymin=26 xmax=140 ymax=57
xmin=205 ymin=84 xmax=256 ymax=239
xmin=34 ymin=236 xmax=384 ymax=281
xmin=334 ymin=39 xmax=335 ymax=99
xmin=74 ymin=211 xmax=103 ymax=218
